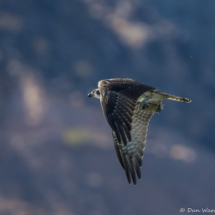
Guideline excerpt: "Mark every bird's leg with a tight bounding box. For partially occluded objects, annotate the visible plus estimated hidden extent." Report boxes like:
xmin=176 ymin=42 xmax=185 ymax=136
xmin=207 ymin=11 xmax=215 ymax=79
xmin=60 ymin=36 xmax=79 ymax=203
xmin=139 ymin=92 xmax=152 ymax=110
xmin=155 ymin=104 xmax=163 ymax=113
xmin=139 ymin=99 xmax=155 ymax=110
xmin=140 ymin=100 xmax=163 ymax=113
xmin=139 ymin=99 xmax=148 ymax=110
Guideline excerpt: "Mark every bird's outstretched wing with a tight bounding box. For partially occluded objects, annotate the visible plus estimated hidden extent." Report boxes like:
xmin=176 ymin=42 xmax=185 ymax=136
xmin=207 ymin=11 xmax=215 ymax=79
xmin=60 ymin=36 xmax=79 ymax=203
xmin=98 ymin=79 xmax=155 ymax=146
xmin=113 ymin=109 xmax=154 ymax=185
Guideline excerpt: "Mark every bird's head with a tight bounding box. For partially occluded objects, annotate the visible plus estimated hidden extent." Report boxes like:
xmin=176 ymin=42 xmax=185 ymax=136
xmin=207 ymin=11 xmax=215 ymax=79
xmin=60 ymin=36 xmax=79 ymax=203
xmin=88 ymin=88 xmax=100 ymax=99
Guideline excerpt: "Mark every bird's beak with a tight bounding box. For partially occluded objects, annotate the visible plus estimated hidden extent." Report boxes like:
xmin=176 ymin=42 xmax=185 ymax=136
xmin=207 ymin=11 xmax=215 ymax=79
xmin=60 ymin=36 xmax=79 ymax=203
xmin=88 ymin=93 xmax=92 ymax=97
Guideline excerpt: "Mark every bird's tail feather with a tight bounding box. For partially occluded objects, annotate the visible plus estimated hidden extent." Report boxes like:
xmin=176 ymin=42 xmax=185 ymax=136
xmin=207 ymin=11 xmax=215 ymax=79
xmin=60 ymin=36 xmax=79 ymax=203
xmin=155 ymin=91 xmax=191 ymax=103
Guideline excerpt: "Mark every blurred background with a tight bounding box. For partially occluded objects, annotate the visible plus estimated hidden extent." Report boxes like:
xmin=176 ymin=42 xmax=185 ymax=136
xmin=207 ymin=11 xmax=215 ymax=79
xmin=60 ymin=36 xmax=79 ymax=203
xmin=0 ymin=0 xmax=215 ymax=214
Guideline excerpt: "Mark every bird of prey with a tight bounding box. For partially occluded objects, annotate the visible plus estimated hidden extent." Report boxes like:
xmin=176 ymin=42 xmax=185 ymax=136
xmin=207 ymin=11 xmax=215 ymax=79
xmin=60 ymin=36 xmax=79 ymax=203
xmin=88 ymin=78 xmax=191 ymax=185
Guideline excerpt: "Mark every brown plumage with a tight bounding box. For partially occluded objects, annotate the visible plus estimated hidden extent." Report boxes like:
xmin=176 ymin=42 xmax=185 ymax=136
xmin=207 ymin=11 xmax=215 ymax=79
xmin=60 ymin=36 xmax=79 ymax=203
xmin=88 ymin=78 xmax=191 ymax=185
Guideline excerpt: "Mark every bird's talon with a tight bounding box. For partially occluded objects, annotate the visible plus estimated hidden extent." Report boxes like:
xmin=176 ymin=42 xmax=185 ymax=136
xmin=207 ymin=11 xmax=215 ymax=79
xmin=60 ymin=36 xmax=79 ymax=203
xmin=155 ymin=104 xmax=163 ymax=113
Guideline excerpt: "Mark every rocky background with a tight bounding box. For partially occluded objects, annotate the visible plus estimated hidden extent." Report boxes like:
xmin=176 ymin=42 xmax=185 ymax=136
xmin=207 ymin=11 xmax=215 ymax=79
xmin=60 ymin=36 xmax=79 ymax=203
xmin=0 ymin=0 xmax=215 ymax=214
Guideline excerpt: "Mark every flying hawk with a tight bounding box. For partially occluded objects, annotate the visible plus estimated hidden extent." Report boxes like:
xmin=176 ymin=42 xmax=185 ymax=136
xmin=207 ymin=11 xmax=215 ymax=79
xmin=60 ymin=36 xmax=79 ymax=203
xmin=88 ymin=78 xmax=191 ymax=185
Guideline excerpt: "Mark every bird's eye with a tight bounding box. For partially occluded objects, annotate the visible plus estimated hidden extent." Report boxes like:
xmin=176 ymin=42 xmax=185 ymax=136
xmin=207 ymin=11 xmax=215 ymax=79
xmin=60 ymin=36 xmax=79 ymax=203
xmin=94 ymin=90 xmax=97 ymax=94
